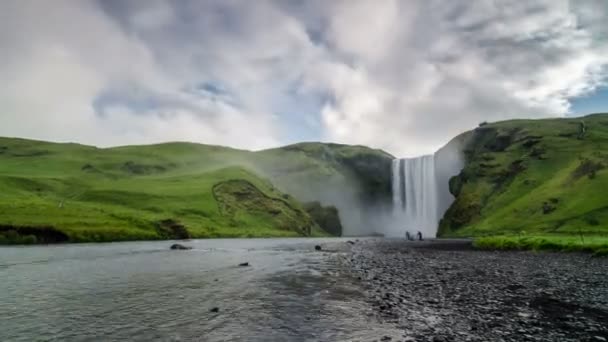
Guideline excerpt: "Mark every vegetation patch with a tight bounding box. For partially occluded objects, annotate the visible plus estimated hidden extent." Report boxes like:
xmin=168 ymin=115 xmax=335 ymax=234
xmin=570 ymin=158 xmax=604 ymax=181
xmin=473 ymin=235 xmax=608 ymax=256
xmin=303 ymin=201 xmax=343 ymax=236
xmin=121 ymin=161 xmax=172 ymax=175
xmin=9 ymin=150 xmax=50 ymax=157
xmin=213 ymin=179 xmax=318 ymax=236
xmin=81 ymin=164 xmax=97 ymax=172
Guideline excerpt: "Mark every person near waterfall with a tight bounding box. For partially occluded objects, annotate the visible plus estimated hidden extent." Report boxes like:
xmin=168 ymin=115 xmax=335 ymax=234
xmin=417 ymin=231 xmax=423 ymax=241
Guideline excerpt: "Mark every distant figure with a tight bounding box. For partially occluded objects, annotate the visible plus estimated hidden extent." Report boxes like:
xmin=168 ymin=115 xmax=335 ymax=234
xmin=405 ymin=231 xmax=411 ymax=241
xmin=417 ymin=231 xmax=423 ymax=241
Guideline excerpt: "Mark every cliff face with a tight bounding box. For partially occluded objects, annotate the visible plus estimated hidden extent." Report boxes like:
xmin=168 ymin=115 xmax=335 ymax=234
xmin=255 ymin=143 xmax=394 ymax=236
xmin=438 ymin=113 xmax=608 ymax=237
xmin=271 ymin=142 xmax=393 ymax=205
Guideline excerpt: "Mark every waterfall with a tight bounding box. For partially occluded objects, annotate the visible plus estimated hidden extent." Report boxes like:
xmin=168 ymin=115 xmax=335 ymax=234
xmin=378 ymin=135 xmax=467 ymax=237
xmin=389 ymin=140 xmax=464 ymax=238
xmin=392 ymin=156 xmax=439 ymax=238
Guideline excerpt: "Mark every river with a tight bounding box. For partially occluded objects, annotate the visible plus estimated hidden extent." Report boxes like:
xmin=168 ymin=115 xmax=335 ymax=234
xmin=0 ymin=238 xmax=399 ymax=342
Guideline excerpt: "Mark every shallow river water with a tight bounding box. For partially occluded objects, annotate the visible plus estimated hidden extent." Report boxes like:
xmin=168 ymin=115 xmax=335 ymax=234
xmin=0 ymin=238 xmax=396 ymax=342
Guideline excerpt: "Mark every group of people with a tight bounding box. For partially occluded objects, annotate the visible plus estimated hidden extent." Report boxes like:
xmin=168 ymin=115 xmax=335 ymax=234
xmin=405 ymin=231 xmax=423 ymax=241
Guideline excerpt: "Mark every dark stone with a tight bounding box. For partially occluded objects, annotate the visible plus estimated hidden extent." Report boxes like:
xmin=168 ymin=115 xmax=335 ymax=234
xmin=238 ymin=262 xmax=250 ymax=267
xmin=315 ymin=245 xmax=322 ymax=251
xmin=542 ymin=202 xmax=556 ymax=215
xmin=210 ymin=307 xmax=219 ymax=313
xmin=81 ymin=164 xmax=96 ymax=172
xmin=345 ymin=239 xmax=608 ymax=342
xmin=170 ymin=243 xmax=192 ymax=250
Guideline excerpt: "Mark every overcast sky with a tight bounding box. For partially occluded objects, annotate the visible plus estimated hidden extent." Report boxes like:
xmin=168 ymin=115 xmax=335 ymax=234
xmin=1 ymin=0 xmax=607 ymax=156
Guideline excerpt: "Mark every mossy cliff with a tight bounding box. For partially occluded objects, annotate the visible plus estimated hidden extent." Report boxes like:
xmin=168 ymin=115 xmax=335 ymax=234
xmin=439 ymin=113 xmax=608 ymax=237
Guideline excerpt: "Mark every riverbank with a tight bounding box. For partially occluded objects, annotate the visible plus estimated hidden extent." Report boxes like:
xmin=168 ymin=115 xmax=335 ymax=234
xmin=341 ymin=239 xmax=608 ymax=342
xmin=473 ymin=235 xmax=608 ymax=256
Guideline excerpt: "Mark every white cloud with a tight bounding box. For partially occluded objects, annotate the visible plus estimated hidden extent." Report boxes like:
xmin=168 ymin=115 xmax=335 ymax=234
xmin=1 ymin=0 xmax=607 ymax=156
xmin=0 ymin=0 xmax=282 ymax=150
xmin=304 ymin=0 xmax=608 ymax=156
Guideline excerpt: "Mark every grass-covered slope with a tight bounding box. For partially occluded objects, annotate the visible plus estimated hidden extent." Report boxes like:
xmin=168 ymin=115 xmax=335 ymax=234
xmin=440 ymin=113 xmax=608 ymax=239
xmin=0 ymin=137 xmax=392 ymax=243
xmin=0 ymin=138 xmax=332 ymax=243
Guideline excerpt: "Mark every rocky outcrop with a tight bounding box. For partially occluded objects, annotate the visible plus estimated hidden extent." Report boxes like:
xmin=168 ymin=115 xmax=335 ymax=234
xmin=170 ymin=243 xmax=192 ymax=250
xmin=156 ymin=219 xmax=190 ymax=240
xmin=278 ymin=143 xmax=394 ymax=206
xmin=213 ymin=179 xmax=318 ymax=236
xmin=303 ymin=201 xmax=343 ymax=236
xmin=0 ymin=225 xmax=69 ymax=244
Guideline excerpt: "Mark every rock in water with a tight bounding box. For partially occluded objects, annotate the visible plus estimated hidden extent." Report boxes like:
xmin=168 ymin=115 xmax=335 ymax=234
xmin=170 ymin=244 xmax=192 ymax=250
xmin=210 ymin=307 xmax=219 ymax=313
xmin=315 ymin=245 xmax=322 ymax=251
xmin=238 ymin=262 xmax=250 ymax=267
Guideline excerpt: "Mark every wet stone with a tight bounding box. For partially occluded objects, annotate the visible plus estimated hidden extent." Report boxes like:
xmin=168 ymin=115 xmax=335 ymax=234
xmin=341 ymin=239 xmax=608 ymax=342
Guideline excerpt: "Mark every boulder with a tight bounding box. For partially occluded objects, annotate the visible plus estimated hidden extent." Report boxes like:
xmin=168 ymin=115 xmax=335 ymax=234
xmin=315 ymin=245 xmax=322 ymax=251
xmin=170 ymin=243 xmax=192 ymax=250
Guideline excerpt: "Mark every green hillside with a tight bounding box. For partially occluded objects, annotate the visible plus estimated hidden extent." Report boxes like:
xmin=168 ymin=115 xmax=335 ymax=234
xmin=0 ymin=138 xmax=393 ymax=243
xmin=440 ymin=113 xmax=608 ymax=239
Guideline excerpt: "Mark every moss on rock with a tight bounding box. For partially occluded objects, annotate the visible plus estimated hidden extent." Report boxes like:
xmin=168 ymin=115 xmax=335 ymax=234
xmin=303 ymin=201 xmax=343 ymax=237
xmin=213 ymin=179 xmax=318 ymax=236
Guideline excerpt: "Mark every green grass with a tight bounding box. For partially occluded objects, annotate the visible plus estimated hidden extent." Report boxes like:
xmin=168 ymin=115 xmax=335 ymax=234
xmin=440 ymin=113 xmax=608 ymax=239
xmin=473 ymin=235 xmax=608 ymax=256
xmin=0 ymin=137 xmax=391 ymax=244
xmin=0 ymin=165 xmax=322 ymax=243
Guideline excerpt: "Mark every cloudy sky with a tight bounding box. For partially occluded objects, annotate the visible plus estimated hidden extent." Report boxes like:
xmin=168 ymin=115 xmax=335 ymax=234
xmin=1 ymin=0 xmax=607 ymax=156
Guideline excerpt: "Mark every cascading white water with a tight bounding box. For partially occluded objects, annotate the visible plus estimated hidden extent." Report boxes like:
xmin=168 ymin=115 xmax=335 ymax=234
xmin=389 ymin=141 xmax=464 ymax=238
xmin=392 ymin=156 xmax=440 ymax=238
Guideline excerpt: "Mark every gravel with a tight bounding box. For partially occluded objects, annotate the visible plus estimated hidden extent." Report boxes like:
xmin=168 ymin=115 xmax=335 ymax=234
xmin=340 ymin=239 xmax=608 ymax=342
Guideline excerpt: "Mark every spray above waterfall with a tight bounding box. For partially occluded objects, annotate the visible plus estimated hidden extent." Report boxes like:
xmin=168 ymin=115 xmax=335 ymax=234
xmin=389 ymin=141 xmax=464 ymax=238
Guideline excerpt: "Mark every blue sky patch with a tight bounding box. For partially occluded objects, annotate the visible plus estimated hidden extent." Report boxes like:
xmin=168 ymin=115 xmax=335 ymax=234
xmin=570 ymin=85 xmax=608 ymax=116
